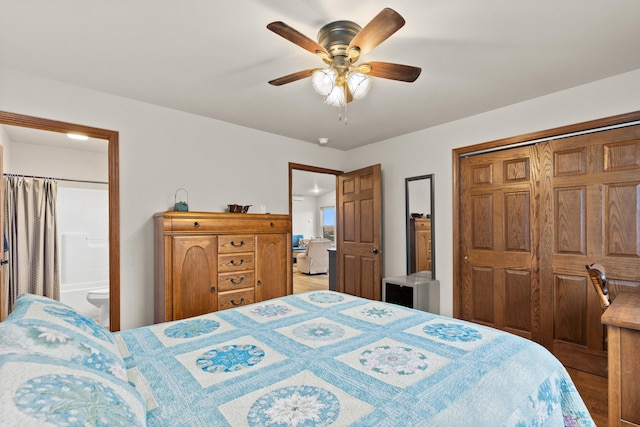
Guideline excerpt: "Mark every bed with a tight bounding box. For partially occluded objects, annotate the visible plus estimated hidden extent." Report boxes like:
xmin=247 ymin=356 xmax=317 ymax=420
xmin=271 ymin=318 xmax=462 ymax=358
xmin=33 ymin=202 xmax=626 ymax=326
xmin=1 ymin=291 xmax=595 ymax=426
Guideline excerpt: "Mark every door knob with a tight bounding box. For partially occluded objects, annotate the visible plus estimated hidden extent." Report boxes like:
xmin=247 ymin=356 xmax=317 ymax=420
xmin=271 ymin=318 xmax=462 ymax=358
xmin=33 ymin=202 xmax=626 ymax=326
xmin=371 ymin=249 xmax=379 ymax=254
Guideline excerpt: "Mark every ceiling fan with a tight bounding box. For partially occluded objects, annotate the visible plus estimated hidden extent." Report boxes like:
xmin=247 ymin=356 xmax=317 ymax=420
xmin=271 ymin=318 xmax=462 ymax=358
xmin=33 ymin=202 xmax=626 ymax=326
xmin=267 ymin=8 xmax=421 ymax=108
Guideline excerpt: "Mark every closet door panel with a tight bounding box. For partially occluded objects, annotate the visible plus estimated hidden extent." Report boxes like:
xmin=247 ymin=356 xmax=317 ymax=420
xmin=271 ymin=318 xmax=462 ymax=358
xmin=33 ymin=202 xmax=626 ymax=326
xmin=548 ymin=125 xmax=640 ymax=375
xmin=503 ymin=269 xmax=532 ymax=333
xmin=456 ymin=114 xmax=640 ymax=377
xmin=605 ymin=182 xmax=639 ymax=257
xmin=460 ymin=146 xmax=538 ymax=341
xmin=553 ymin=274 xmax=587 ymax=345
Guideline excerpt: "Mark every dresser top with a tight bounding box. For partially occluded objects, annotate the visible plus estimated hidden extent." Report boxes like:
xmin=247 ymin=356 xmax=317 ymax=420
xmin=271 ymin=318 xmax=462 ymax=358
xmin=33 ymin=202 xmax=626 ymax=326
xmin=154 ymin=211 xmax=290 ymax=220
xmin=601 ymin=292 xmax=640 ymax=331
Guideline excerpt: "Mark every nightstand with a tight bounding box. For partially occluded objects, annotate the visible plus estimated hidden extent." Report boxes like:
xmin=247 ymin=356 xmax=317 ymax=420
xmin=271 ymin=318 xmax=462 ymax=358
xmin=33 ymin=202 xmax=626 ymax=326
xmin=382 ymin=273 xmax=440 ymax=313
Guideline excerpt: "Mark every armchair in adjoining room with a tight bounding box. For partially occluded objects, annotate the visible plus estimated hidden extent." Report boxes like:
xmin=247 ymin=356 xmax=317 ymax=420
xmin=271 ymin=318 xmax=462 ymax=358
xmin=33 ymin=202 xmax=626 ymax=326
xmin=296 ymin=238 xmax=332 ymax=275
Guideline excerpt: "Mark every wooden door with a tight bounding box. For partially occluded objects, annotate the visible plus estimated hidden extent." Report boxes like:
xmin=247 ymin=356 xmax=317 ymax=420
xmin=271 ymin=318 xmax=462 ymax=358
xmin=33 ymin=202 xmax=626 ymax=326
xmin=457 ymin=119 xmax=640 ymax=376
xmin=172 ymin=235 xmax=217 ymax=320
xmin=543 ymin=125 xmax=640 ymax=376
xmin=337 ymin=164 xmax=382 ymax=300
xmin=459 ymin=145 xmax=539 ymax=341
xmin=255 ymin=233 xmax=290 ymax=301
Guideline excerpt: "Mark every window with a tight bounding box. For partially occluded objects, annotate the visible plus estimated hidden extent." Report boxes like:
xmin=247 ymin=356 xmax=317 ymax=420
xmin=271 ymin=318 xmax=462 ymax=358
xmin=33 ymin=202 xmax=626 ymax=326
xmin=321 ymin=206 xmax=335 ymax=244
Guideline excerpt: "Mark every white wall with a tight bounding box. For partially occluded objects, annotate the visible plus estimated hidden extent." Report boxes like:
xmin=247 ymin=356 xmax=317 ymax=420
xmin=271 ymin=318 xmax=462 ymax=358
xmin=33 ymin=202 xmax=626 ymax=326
xmin=3 ymin=68 xmax=639 ymax=326
xmin=346 ymin=68 xmax=640 ymax=316
xmin=291 ymin=197 xmax=316 ymax=240
xmin=0 ymin=69 xmax=348 ymax=329
xmin=0 ymin=125 xmax=11 ymax=170
xmin=6 ymin=141 xmax=107 ymax=182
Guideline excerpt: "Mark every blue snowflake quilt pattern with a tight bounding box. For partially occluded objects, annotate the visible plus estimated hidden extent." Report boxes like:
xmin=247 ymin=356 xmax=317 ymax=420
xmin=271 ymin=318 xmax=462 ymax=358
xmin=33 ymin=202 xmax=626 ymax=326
xmin=116 ymin=291 xmax=595 ymax=426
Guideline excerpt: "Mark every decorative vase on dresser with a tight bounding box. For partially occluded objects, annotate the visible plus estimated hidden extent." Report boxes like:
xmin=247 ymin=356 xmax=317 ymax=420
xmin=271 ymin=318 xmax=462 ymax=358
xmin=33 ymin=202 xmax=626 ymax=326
xmin=154 ymin=211 xmax=292 ymax=323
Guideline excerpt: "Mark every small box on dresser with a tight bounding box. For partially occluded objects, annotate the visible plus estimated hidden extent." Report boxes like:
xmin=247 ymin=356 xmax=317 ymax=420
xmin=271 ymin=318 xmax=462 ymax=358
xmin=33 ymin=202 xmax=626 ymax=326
xmin=154 ymin=211 xmax=292 ymax=323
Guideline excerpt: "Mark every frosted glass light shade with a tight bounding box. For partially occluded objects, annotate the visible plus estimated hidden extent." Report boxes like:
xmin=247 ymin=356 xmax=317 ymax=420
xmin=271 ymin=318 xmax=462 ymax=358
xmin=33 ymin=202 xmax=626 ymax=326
xmin=346 ymin=72 xmax=371 ymax=99
xmin=324 ymin=84 xmax=346 ymax=106
xmin=312 ymin=69 xmax=336 ymax=96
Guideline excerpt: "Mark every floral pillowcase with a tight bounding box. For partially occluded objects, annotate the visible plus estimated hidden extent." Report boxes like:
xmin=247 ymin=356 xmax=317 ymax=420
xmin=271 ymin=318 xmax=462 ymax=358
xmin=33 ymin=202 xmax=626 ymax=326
xmin=0 ymin=293 xmax=126 ymax=382
xmin=0 ymin=294 xmax=147 ymax=426
xmin=0 ymin=353 xmax=146 ymax=426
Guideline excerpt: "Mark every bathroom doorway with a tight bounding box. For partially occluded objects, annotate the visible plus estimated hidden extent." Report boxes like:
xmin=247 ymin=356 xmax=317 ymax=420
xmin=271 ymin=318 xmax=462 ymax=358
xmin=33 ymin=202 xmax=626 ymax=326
xmin=0 ymin=112 xmax=120 ymax=331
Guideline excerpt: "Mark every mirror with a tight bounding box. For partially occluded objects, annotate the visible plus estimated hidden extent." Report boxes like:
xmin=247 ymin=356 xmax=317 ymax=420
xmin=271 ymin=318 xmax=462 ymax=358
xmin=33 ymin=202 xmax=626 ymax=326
xmin=405 ymin=174 xmax=435 ymax=279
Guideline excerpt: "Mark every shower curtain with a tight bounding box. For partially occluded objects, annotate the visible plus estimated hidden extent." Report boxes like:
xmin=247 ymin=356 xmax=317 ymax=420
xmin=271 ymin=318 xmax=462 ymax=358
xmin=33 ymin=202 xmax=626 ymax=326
xmin=3 ymin=176 xmax=59 ymax=314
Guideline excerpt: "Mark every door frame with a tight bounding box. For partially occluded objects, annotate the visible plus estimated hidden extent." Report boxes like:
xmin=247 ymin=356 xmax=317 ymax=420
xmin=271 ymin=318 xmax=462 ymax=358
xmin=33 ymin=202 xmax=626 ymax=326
xmin=452 ymin=110 xmax=640 ymax=319
xmin=0 ymin=111 xmax=120 ymax=331
xmin=288 ymin=162 xmax=342 ymax=291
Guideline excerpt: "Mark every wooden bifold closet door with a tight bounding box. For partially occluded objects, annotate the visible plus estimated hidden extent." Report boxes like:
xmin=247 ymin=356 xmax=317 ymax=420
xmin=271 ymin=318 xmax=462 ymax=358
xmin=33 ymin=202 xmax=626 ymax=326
xmin=457 ymin=117 xmax=640 ymax=376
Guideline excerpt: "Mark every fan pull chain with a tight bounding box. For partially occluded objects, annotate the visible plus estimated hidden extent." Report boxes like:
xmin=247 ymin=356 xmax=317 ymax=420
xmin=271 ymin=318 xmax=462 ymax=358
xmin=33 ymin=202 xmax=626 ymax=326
xmin=344 ymin=96 xmax=348 ymax=125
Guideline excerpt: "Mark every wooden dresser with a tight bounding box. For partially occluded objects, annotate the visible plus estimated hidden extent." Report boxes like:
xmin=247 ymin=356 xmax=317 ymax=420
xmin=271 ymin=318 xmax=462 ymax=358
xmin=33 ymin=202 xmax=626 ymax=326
xmin=601 ymin=292 xmax=640 ymax=427
xmin=154 ymin=211 xmax=291 ymax=323
xmin=409 ymin=217 xmax=432 ymax=273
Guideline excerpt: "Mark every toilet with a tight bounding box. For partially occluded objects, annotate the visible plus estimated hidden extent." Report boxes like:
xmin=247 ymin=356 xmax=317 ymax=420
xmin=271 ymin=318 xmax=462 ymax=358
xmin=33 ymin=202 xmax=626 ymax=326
xmin=86 ymin=289 xmax=110 ymax=327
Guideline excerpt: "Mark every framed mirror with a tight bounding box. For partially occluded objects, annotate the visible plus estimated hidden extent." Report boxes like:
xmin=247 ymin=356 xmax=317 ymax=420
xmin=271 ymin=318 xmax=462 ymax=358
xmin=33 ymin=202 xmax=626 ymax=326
xmin=405 ymin=174 xmax=435 ymax=279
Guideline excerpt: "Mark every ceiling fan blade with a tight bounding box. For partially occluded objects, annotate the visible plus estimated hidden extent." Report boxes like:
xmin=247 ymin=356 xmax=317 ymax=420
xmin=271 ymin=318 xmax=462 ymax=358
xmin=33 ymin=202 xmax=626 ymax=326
xmin=267 ymin=21 xmax=329 ymax=58
xmin=362 ymin=62 xmax=421 ymax=82
xmin=268 ymin=69 xmax=319 ymax=86
xmin=348 ymin=8 xmax=405 ymax=56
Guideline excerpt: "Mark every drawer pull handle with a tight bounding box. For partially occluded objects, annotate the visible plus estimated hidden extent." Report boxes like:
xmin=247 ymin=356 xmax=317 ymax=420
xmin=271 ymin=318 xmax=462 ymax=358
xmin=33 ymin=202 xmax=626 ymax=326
xmin=230 ymin=298 xmax=245 ymax=306
xmin=230 ymin=259 xmax=244 ymax=266
xmin=231 ymin=240 xmax=245 ymax=247
xmin=257 ymin=280 xmax=262 ymax=286
xmin=194 ymin=221 xmax=200 ymax=228
xmin=270 ymin=222 xmax=275 ymax=228
xmin=230 ymin=277 xmax=244 ymax=285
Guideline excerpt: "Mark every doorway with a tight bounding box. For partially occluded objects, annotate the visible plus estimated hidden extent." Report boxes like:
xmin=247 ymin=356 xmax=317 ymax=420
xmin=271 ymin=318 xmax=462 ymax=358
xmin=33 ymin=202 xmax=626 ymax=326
xmin=0 ymin=111 xmax=120 ymax=331
xmin=289 ymin=163 xmax=340 ymax=294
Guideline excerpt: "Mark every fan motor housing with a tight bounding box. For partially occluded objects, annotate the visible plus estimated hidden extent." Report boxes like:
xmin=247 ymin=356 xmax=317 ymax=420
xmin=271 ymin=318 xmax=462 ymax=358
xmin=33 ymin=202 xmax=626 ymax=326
xmin=317 ymin=21 xmax=361 ymax=57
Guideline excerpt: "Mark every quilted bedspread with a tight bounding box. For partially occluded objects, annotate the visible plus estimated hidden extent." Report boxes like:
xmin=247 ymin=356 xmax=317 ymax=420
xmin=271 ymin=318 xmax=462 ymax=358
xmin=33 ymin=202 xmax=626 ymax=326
xmin=116 ymin=291 xmax=595 ymax=426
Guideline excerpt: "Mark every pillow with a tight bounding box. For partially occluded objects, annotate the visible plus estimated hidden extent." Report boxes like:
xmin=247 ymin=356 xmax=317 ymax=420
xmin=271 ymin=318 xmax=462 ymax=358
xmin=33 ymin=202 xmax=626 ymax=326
xmin=292 ymin=234 xmax=304 ymax=247
xmin=0 ymin=353 xmax=146 ymax=426
xmin=1 ymin=293 xmax=126 ymax=382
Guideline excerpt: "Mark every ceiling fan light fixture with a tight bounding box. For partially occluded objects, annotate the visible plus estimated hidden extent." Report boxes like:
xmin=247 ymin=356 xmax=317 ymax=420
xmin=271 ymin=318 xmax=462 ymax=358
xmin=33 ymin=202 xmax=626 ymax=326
xmin=324 ymin=84 xmax=346 ymax=107
xmin=347 ymin=71 xmax=371 ymax=99
xmin=311 ymin=68 xmax=336 ymax=96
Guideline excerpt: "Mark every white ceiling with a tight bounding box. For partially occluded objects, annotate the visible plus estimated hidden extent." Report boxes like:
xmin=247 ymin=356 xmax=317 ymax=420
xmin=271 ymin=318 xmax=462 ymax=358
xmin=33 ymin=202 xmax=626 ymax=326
xmin=292 ymin=169 xmax=336 ymax=198
xmin=2 ymin=125 xmax=108 ymax=153
xmin=1 ymin=1 xmax=640 ymax=151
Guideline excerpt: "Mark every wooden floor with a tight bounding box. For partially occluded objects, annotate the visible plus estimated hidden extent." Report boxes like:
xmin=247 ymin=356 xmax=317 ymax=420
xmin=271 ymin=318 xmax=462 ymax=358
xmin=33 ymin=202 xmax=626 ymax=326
xmin=292 ymin=268 xmax=608 ymax=425
xmin=292 ymin=266 xmax=329 ymax=293
xmin=567 ymin=368 xmax=608 ymax=427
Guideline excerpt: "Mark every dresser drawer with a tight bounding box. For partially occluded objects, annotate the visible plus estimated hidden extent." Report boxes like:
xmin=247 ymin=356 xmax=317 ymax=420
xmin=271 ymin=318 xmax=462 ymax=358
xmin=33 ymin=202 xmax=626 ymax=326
xmin=414 ymin=221 xmax=430 ymax=231
xmin=168 ymin=218 xmax=224 ymax=233
xmin=218 ymin=235 xmax=255 ymax=253
xmin=218 ymin=253 xmax=255 ymax=272
xmin=218 ymin=271 xmax=255 ymax=292
xmin=218 ymin=288 xmax=254 ymax=310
